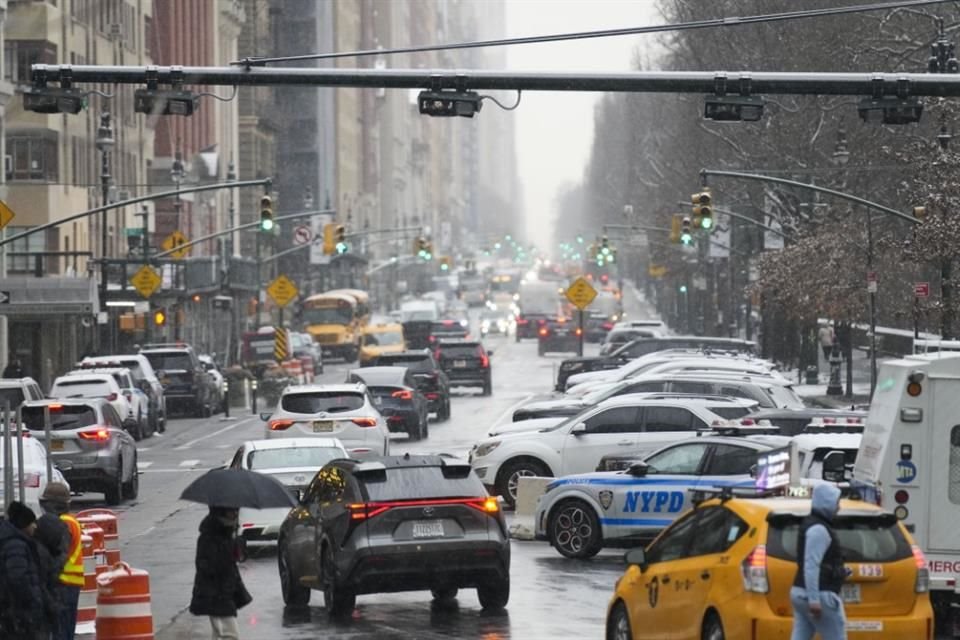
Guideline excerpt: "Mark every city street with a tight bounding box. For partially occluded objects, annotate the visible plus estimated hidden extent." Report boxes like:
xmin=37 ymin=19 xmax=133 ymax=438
xmin=74 ymin=293 xmax=651 ymax=640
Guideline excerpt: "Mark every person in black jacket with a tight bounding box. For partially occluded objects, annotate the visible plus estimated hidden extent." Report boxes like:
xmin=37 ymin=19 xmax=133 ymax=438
xmin=189 ymin=506 xmax=252 ymax=639
xmin=0 ymin=501 xmax=54 ymax=640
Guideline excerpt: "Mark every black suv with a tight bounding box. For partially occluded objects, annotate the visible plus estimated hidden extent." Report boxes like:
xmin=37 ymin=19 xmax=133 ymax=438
xmin=435 ymin=339 xmax=492 ymax=396
xmin=373 ymin=351 xmax=451 ymax=420
xmin=537 ymin=317 xmax=579 ymax=356
xmin=555 ymin=336 xmax=758 ymax=390
xmin=277 ymin=455 xmax=511 ymax=614
xmin=140 ymin=343 xmax=211 ymax=418
xmin=346 ymin=367 xmax=431 ymax=440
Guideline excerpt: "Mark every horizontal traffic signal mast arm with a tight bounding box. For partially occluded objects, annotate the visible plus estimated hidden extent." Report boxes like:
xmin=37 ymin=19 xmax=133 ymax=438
xmin=673 ymin=201 xmax=789 ymax=238
xmin=30 ymin=64 xmax=960 ymax=97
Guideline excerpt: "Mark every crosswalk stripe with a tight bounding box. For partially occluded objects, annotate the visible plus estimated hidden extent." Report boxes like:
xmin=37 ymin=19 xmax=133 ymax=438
xmin=179 ymin=459 xmax=200 ymax=467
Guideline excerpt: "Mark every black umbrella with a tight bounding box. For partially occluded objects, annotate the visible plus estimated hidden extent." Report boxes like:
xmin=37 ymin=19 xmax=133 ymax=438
xmin=180 ymin=468 xmax=298 ymax=510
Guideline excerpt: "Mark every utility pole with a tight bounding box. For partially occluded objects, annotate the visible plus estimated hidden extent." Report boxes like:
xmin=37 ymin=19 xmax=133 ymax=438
xmin=136 ymin=204 xmax=151 ymax=344
xmin=95 ymin=112 xmax=114 ymax=353
xmin=171 ymin=150 xmax=184 ymax=341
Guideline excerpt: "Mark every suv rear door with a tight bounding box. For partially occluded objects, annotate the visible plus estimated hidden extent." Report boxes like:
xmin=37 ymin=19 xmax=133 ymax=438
xmin=559 ymin=406 xmax=642 ymax=475
xmin=437 ymin=343 xmax=483 ymax=372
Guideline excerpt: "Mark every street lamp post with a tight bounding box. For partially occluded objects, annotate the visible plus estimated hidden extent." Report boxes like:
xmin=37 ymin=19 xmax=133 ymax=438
xmin=170 ymin=151 xmax=185 ymax=340
xmin=226 ymin=161 xmax=236 ymax=257
xmin=95 ymin=113 xmax=114 ymax=352
xmin=831 ymin=127 xmax=859 ymax=398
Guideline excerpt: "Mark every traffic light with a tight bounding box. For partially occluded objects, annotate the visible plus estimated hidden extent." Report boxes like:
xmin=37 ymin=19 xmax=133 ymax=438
xmin=439 ymin=256 xmax=452 ymax=271
xmin=670 ymin=214 xmax=682 ymax=243
xmin=259 ymin=195 xmax=274 ymax=232
xmin=334 ymin=225 xmax=348 ymax=254
xmin=415 ymin=237 xmax=433 ymax=260
xmin=323 ymin=223 xmax=336 ymax=255
xmin=680 ymin=216 xmax=693 ymax=245
xmin=692 ymin=190 xmax=713 ymax=229
xmin=153 ymin=308 xmax=167 ymax=326
xmin=913 ymin=206 xmax=927 ymax=221
xmin=679 ymin=284 xmax=688 ymax=293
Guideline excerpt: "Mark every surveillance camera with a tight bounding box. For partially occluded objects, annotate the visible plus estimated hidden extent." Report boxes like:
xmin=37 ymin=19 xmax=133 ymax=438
xmin=80 ymin=316 xmax=93 ymax=328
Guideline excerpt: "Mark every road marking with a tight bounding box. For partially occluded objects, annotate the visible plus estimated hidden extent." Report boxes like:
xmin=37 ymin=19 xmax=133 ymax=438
xmin=179 ymin=459 xmax=200 ymax=468
xmin=136 ymin=461 xmax=153 ymax=470
xmin=136 ymin=447 xmax=151 ymax=453
xmin=173 ymin=416 xmax=256 ymax=450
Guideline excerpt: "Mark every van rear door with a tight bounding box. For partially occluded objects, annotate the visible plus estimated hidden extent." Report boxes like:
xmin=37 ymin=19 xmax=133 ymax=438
xmin=925 ymin=377 xmax=960 ymax=553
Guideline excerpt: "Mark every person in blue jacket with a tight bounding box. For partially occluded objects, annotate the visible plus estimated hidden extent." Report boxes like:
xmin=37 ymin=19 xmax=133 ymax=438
xmin=790 ymin=483 xmax=847 ymax=640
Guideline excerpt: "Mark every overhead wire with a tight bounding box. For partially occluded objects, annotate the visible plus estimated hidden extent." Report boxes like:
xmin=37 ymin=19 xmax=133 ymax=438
xmin=234 ymin=0 xmax=953 ymax=67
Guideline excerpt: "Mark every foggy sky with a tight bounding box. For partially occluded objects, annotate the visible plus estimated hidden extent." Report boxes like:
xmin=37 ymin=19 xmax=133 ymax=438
xmin=502 ymin=0 xmax=661 ymax=248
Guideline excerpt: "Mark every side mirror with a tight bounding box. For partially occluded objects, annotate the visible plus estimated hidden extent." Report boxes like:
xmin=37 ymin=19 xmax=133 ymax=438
xmin=570 ymin=422 xmax=587 ymax=435
xmin=749 ymin=463 xmax=758 ymax=478
xmin=627 ymin=462 xmax=649 ymax=478
xmin=155 ymin=370 xmax=166 ymax=380
xmin=822 ymin=450 xmax=847 ymax=483
xmin=259 ymin=412 xmax=272 ymax=422
xmin=624 ymin=547 xmax=648 ymax=571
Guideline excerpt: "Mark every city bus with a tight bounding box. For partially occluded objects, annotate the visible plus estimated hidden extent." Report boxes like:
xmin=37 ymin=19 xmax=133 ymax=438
xmin=301 ymin=289 xmax=371 ymax=362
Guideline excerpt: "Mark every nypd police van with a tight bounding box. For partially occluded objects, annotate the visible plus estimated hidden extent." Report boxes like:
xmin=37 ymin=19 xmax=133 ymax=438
xmin=853 ymin=351 xmax=960 ymax=631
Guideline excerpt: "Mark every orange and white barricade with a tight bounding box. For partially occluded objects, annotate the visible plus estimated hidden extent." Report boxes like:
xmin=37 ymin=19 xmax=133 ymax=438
xmin=77 ymin=508 xmax=121 ymax=565
xmin=283 ymin=359 xmax=304 ymax=383
xmin=76 ymin=532 xmax=98 ymax=634
xmin=96 ymin=562 xmax=154 ymax=640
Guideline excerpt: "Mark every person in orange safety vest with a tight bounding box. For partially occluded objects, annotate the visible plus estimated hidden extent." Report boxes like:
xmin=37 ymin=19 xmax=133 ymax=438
xmin=39 ymin=482 xmax=82 ymax=640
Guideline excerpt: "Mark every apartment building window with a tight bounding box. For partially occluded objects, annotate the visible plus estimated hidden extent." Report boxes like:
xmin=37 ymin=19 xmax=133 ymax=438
xmin=144 ymin=16 xmax=153 ymax=56
xmin=4 ymin=41 xmax=58 ymax=85
xmin=71 ymin=0 xmax=89 ymax=23
xmin=8 ymin=132 xmax=59 ymax=182
xmin=6 ymin=227 xmax=45 ymax=275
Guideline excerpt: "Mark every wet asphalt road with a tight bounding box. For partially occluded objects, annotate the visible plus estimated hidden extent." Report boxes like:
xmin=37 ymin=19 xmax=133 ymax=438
xmin=70 ymin=295 xmax=652 ymax=640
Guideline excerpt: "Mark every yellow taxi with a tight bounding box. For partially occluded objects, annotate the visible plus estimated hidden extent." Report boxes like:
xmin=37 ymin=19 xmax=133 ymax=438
xmin=358 ymin=322 xmax=406 ymax=366
xmin=606 ymin=495 xmax=933 ymax=640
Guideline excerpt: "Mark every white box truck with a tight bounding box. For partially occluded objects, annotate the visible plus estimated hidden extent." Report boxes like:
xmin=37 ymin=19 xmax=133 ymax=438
xmin=853 ymin=352 xmax=960 ymax=634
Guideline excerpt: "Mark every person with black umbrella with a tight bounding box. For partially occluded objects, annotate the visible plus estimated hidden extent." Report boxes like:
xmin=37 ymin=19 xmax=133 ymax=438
xmin=189 ymin=506 xmax=252 ymax=639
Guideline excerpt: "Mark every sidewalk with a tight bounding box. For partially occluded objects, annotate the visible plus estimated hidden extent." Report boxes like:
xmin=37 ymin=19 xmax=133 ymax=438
xmin=795 ymin=382 xmax=871 ymax=410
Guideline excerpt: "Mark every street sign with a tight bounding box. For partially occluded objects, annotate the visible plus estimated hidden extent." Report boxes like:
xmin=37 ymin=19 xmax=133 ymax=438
xmin=0 ymin=200 xmax=15 ymax=231
xmin=293 ymin=225 xmax=312 ymax=246
xmin=565 ymin=276 xmax=597 ymax=311
xmin=915 ymin=282 xmax=930 ymax=298
xmin=647 ymin=264 xmax=668 ymax=279
xmin=867 ymin=270 xmax=879 ymax=294
xmin=162 ymin=230 xmax=190 ymax=259
xmin=129 ymin=265 xmax=162 ymax=298
xmin=267 ymin=274 xmax=299 ymax=308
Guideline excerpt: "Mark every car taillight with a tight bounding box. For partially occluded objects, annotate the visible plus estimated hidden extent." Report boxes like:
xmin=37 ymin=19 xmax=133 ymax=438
xmin=348 ymin=497 xmax=500 ymax=521
xmin=480 ymin=353 xmax=489 ymax=368
xmin=602 ymin=322 xmax=614 ymax=330
xmin=268 ymin=419 xmax=294 ymax=431
xmin=574 ymin=328 xmax=583 ymax=337
xmin=538 ymin=328 xmax=549 ymax=337
xmin=517 ymin=318 xmax=528 ymax=325
xmin=429 ymin=335 xmax=437 ymax=343
xmin=351 ymin=417 xmax=378 ymax=427
xmin=913 ymin=545 xmax=930 ymax=593
xmin=106 ymin=393 xmax=118 ymax=402
xmin=741 ymin=545 xmax=769 ymax=593
xmin=391 ymin=390 xmax=413 ymax=400
xmin=537 ymin=318 xmax=547 ymax=325
xmin=78 ymin=428 xmax=111 ymax=442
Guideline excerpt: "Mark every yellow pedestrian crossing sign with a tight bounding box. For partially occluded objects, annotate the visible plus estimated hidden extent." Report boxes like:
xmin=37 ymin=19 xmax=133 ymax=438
xmin=565 ymin=277 xmax=597 ymax=311
xmin=162 ymin=230 xmax=190 ymax=259
xmin=267 ymin=274 xmax=298 ymax=308
xmin=129 ymin=265 xmax=162 ymax=298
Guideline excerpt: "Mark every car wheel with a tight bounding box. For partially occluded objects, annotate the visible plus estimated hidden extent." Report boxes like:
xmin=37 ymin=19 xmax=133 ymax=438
xmin=322 ymin=544 xmax=355 ymax=617
xmin=421 ymin=415 xmax=429 ymax=439
xmin=702 ymin=613 xmax=725 ymax=640
xmin=138 ymin=411 xmax=150 ymax=439
xmin=495 ymin=459 xmax=550 ymax=508
xmin=476 ymin=577 xmax=509 ymax=610
xmin=607 ymin=602 xmax=632 ymax=640
xmin=128 ymin=420 xmax=142 ymax=442
xmin=407 ymin=420 xmax=422 ymax=442
xmin=279 ymin=545 xmax=310 ymax=606
xmin=122 ymin=453 xmax=139 ymax=500
xmin=431 ymin=587 xmax=458 ymax=601
xmin=549 ymin=498 xmax=603 ymax=559
xmin=104 ymin=458 xmax=123 ymax=506
xmin=482 ymin=378 xmax=492 ymax=396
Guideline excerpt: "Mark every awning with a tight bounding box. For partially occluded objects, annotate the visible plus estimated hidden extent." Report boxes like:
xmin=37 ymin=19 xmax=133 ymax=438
xmin=0 ymin=276 xmax=98 ymax=317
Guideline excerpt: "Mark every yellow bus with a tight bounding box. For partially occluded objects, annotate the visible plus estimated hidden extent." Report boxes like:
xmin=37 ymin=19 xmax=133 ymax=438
xmin=301 ymin=289 xmax=371 ymax=362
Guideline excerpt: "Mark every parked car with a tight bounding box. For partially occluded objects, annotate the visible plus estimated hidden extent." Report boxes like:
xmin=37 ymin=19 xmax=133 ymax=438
xmin=346 ymin=367 xmax=430 ymax=440
xmin=276 ymin=455 xmax=510 ymax=613
xmin=262 ymin=384 xmax=390 ymax=459
xmin=228 ymin=437 xmax=349 ymax=544
xmin=606 ymin=494 xmax=932 ymax=639
xmin=0 ymin=435 xmax=70 ymax=515
xmin=80 ymin=355 xmax=167 ymax=433
xmin=21 ymin=398 xmax=138 ymax=505
xmin=747 ymin=407 xmax=867 ymax=437
xmin=373 ymin=351 xmax=451 ymax=420
xmin=63 ymin=368 xmax=151 ymax=440
xmin=435 ymin=339 xmax=492 ymax=395
xmin=140 ymin=343 xmax=212 ymax=417
xmin=0 ymin=377 xmax=45 ymax=412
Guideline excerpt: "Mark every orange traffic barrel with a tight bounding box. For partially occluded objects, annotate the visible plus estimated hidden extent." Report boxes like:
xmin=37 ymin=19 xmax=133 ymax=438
xmin=78 ymin=520 xmax=109 ymax=576
xmin=77 ymin=508 xmax=121 ymax=565
xmin=96 ymin=562 xmax=154 ymax=640
xmin=76 ymin=532 xmax=98 ymax=630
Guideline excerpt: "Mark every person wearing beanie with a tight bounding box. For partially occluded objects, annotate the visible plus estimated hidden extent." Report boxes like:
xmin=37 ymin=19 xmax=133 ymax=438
xmin=36 ymin=483 xmax=72 ymax=638
xmin=40 ymin=482 xmax=83 ymax=640
xmin=0 ymin=501 xmax=52 ymax=639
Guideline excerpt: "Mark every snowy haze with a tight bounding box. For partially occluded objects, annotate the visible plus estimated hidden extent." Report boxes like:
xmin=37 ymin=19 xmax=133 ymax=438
xmin=503 ymin=0 xmax=661 ymax=249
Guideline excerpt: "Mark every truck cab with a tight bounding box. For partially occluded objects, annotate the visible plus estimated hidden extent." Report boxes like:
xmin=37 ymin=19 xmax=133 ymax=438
xmin=852 ymin=352 xmax=960 ymax=632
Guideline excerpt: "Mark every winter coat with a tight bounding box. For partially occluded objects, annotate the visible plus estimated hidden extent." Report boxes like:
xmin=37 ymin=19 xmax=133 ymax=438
xmin=188 ymin=514 xmax=251 ymax=617
xmin=0 ymin=519 xmax=54 ymax=635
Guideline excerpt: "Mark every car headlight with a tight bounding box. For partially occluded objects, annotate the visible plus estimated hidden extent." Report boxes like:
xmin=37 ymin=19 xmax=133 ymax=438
xmin=473 ymin=441 xmax=501 ymax=458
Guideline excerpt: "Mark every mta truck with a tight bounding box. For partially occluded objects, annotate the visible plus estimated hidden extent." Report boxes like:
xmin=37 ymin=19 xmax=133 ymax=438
xmin=853 ymin=351 xmax=960 ymax=635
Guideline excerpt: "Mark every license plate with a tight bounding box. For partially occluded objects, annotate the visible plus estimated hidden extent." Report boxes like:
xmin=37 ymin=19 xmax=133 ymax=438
xmin=49 ymin=439 xmax=64 ymax=451
xmin=454 ymin=360 xmax=467 ymax=368
xmin=312 ymin=420 xmax=334 ymax=433
xmin=412 ymin=520 xmax=444 ymax=539
xmin=841 ymin=583 xmax=861 ymax=603
xmin=846 ymin=621 xmax=883 ymax=632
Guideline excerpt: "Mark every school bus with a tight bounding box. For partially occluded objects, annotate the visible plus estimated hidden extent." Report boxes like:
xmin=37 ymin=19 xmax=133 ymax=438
xmin=301 ymin=289 xmax=371 ymax=362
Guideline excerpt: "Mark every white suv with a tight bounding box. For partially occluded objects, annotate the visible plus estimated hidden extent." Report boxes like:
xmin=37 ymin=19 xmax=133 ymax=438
xmin=63 ymin=368 xmax=151 ymax=440
xmin=262 ymin=383 xmax=390 ymax=459
xmin=49 ymin=373 xmax=136 ymax=437
xmin=469 ymin=394 xmax=757 ymax=506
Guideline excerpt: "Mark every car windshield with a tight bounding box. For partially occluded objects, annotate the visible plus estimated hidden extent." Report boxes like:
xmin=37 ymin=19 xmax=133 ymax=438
xmin=50 ymin=380 xmax=113 ymax=398
xmin=303 ymin=306 xmax=354 ymax=325
xmin=22 ymin=405 xmax=98 ymax=431
xmin=0 ymin=388 xmax=25 ymax=409
xmin=247 ymin=447 xmax=344 ymax=471
xmin=143 ymin=352 xmax=192 ymax=371
xmin=766 ymin=384 xmax=805 ymax=409
xmin=363 ymin=331 xmax=404 ymax=346
xmin=280 ymin=392 xmax=365 ymax=414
